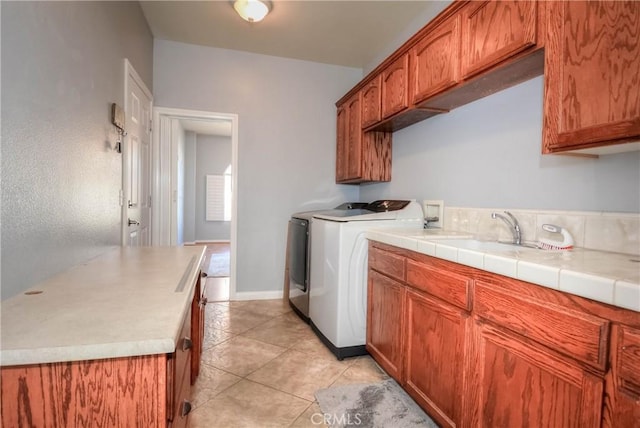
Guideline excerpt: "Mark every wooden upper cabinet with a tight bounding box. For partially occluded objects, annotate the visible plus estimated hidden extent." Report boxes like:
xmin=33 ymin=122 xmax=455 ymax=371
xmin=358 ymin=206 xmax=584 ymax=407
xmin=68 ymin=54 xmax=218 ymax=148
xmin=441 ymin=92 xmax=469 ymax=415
xmin=543 ymin=0 xmax=640 ymax=153
xmin=461 ymin=0 xmax=537 ymax=79
xmin=335 ymin=92 xmax=391 ymax=184
xmin=381 ymin=54 xmax=409 ymax=119
xmin=410 ymin=14 xmax=462 ymax=105
xmin=361 ymin=75 xmax=382 ymax=129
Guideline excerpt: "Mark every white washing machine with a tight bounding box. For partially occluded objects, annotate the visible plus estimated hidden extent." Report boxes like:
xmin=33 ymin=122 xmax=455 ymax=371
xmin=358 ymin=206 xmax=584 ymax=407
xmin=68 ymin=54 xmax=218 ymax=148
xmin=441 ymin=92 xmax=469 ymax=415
xmin=308 ymin=200 xmax=423 ymax=359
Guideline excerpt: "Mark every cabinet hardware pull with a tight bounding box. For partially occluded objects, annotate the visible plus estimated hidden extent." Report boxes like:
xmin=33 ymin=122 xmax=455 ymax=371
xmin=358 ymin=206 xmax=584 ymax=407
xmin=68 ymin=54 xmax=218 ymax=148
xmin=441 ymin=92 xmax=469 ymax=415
xmin=200 ymin=297 xmax=208 ymax=307
xmin=201 ymin=272 xmax=208 ymax=278
xmin=182 ymin=336 xmax=193 ymax=351
xmin=181 ymin=400 xmax=192 ymax=417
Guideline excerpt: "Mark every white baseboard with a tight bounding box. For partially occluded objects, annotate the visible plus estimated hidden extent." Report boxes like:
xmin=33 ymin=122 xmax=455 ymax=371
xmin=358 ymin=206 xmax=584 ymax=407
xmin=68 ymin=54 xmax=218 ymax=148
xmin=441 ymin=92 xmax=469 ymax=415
xmin=196 ymin=240 xmax=230 ymax=244
xmin=231 ymin=290 xmax=284 ymax=301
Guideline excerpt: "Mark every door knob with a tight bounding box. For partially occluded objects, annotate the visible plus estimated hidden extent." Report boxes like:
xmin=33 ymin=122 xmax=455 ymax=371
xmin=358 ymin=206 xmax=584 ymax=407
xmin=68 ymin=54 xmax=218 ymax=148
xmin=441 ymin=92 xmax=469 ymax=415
xmin=128 ymin=219 xmax=140 ymax=226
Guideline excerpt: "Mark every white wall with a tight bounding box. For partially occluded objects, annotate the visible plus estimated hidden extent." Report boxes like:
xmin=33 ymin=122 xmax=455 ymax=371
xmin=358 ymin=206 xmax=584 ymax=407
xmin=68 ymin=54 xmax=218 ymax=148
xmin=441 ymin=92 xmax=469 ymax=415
xmin=360 ymin=76 xmax=640 ymax=213
xmin=1 ymin=2 xmax=153 ymax=299
xmin=194 ymin=135 xmax=232 ymax=241
xmin=153 ymin=40 xmax=361 ymax=295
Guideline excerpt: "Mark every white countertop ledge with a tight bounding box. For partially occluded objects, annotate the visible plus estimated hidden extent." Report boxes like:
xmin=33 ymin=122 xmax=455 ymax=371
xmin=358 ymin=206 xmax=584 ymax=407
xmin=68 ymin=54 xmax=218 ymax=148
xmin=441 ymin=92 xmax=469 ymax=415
xmin=367 ymin=228 xmax=640 ymax=313
xmin=0 ymin=246 xmax=206 ymax=367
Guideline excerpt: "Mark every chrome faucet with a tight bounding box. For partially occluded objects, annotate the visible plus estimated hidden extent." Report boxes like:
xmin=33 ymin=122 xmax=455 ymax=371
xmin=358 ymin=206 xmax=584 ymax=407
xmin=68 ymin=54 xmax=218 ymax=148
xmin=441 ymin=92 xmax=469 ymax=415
xmin=491 ymin=211 xmax=521 ymax=245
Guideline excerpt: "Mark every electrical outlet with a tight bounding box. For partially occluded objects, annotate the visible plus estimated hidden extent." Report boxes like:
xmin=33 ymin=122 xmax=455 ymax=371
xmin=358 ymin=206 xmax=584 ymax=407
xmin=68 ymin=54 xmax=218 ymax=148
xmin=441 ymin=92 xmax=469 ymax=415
xmin=423 ymin=200 xmax=444 ymax=228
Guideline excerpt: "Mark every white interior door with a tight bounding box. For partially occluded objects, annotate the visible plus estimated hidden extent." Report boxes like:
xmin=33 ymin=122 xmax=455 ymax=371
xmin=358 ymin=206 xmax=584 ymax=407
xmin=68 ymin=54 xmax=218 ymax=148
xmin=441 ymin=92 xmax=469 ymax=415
xmin=123 ymin=60 xmax=152 ymax=246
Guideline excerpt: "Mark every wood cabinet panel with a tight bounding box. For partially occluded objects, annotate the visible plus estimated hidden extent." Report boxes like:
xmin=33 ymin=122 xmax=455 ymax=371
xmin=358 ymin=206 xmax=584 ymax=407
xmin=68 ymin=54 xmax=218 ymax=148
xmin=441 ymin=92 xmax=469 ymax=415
xmin=360 ymin=131 xmax=392 ymax=182
xmin=167 ymin=306 xmax=196 ymax=423
xmin=544 ymin=0 xmax=640 ymax=152
xmin=406 ymin=258 xmax=471 ymax=311
xmin=616 ymin=325 xmax=640 ymax=394
xmin=411 ymin=14 xmax=461 ymax=105
xmin=1 ymin=355 xmax=167 ymax=427
xmin=461 ymin=0 xmax=537 ymax=79
xmin=346 ymin=94 xmax=363 ymax=180
xmin=405 ymin=289 xmax=469 ymax=428
xmin=475 ymin=280 xmax=609 ymax=370
xmin=366 ymin=269 xmax=405 ymax=381
xmin=361 ymin=75 xmax=382 ymax=129
xmin=603 ymin=324 xmax=640 ymax=428
xmin=467 ymin=321 xmax=604 ymax=428
xmin=381 ymin=54 xmax=409 ymax=119
xmin=191 ymin=273 xmax=204 ymax=385
xmin=335 ymin=105 xmax=348 ymax=182
xmin=369 ymin=245 xmax=405 ymax=282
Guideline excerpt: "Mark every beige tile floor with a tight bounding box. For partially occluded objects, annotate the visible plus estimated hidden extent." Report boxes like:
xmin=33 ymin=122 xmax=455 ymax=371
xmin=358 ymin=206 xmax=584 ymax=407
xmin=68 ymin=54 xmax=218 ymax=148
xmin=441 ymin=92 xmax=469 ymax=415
xmin=189 ymin=299 xmax=390 ymax=428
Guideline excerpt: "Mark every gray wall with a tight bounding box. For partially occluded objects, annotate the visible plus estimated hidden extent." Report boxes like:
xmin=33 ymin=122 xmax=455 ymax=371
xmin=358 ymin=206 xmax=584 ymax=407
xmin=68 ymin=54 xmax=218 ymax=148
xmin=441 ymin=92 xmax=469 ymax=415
xmin=360 ymin=76 xmax=640 ymax=213
xmin=193 ymin=134 xmax=232 ymax=241
xmin=153 ymin=40 xmax=361 ymax=295
xmin=1 ymin=1 xmax=153 ymax=299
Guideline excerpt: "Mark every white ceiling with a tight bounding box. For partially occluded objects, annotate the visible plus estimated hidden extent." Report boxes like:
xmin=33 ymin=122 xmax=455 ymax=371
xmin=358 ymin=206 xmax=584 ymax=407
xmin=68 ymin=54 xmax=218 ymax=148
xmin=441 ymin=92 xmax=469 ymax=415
xmin=140 ymin=0 xmax=451 ymax=69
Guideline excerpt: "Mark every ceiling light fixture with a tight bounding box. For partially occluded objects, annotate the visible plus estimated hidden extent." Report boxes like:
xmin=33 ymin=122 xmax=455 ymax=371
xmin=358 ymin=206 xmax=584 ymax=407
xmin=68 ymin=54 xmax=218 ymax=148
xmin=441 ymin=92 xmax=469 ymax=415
xmin=233 ymin=0 xmax=270 ymax=23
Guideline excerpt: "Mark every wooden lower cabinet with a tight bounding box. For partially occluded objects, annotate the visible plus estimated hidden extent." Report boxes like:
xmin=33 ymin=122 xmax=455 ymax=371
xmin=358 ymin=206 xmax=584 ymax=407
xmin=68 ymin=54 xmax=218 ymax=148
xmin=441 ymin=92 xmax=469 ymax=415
xmin=1 ymin=279 xmax=204 ymax=428
xmin=366 ymin=269 xmax=405 ymax=381
xmin=367 ymin=241 xmax=640 ymax=427
xmin=404 ymin=288 xmax=470 ymax=428
xmin=467 ymin=320 xmax=603 ymax=428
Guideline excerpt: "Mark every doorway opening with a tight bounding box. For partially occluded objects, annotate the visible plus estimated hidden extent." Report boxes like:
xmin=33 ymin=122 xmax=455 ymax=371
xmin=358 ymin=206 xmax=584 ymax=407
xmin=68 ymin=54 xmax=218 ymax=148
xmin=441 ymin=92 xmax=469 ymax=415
xmin=152 ymin=107 xmax=238 ymax=300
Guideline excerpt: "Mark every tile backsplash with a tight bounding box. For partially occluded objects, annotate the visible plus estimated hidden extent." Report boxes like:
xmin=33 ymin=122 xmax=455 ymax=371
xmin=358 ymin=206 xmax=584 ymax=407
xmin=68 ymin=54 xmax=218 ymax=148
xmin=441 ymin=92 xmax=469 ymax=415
xmin=443 ymin=207 xmax=640 ymax=256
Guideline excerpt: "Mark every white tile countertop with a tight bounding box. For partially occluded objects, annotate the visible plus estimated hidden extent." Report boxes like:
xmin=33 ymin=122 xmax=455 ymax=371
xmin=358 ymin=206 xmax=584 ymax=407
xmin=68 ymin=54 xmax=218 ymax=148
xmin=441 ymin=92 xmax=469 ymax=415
xmin=0 ymin=246 xmax=206 ymax=366
xmin=367 ymin=228 xmax=640 ymax=312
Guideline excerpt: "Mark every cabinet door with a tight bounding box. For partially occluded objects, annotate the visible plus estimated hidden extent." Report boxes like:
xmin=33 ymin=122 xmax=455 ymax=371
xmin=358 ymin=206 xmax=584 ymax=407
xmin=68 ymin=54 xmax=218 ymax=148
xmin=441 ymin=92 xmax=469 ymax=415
xmin=603 ymin=324 xmax=640 ymax=428
xmin=411 ymin=15 xmax=461 ymax=105
xmin=543 ymin=1 xmax=640 ymax=153
xmin=335 ymin=104 xmax=348 ymax=182
xmin=361 ymin=75 xmax=382 ymax=129
xmin=381 ymin=54 xmax=409 ymax=119
xmin=465 ymin=321 xmax=604 ymax=428
xmin=405 ymin=289 xmax=469 ymax=428
xmin=461 ymin=0 xmax=537 ymax=79
xmin=345 ymin=94 xmax=363 ymax=180
xmin=367 ymin=269 xmax=405 ymax=381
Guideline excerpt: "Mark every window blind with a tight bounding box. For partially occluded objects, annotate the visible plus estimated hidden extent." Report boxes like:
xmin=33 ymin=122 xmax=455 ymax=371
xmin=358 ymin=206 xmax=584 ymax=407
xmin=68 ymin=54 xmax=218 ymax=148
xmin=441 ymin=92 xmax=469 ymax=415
xmin=206 ymin=174 xmax=225 ymax=221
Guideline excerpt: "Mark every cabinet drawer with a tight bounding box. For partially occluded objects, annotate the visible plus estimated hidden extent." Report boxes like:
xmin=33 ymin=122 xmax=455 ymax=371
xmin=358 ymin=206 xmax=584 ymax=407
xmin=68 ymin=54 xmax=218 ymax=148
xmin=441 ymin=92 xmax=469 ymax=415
xmin=475 ymin=280 xmax=609 ymax=370
xmin=616 ymin=325 xmax=640 ymax=394
xmin=369 ymin=245 xmax=405 ymax=282
xmin=406 ymin=259 xmax=471 ymax=311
